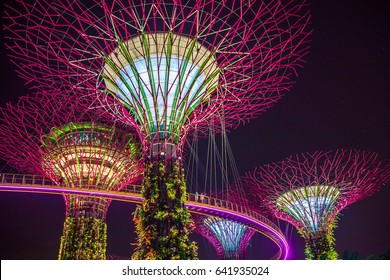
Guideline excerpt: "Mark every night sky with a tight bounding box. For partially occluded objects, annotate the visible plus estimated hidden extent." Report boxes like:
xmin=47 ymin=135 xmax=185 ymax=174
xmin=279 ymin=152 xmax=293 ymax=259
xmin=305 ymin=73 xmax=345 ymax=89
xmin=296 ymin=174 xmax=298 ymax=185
xmin=0 ymin=0 xmax=389 ymax=260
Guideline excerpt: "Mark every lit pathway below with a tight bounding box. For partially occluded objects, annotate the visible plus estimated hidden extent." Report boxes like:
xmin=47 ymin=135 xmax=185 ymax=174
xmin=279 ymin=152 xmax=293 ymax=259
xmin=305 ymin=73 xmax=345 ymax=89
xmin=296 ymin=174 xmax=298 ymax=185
xmin=0 ymin=173 xmax=288 ymax=259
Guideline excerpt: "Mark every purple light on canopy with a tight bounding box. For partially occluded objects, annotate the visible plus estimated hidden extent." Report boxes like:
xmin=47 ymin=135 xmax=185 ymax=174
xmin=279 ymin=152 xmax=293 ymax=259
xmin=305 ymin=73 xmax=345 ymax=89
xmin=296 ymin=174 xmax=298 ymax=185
xmin=4 ymin=0 xmax=312 ymax=150
xmin=3 ymin=0 xmax=310 ymax=260
xmin=0 ymin=92 xmax=143 ymax=259
xmin=244 ymin=150 xmax=390 ymax=259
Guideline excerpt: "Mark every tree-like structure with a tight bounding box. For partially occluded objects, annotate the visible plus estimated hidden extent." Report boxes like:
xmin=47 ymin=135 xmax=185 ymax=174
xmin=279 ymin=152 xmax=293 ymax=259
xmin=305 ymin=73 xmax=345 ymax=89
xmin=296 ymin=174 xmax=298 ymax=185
xmin=4 ymin=0 xmax=311 ymax=259
xmin=192 ymin=188 xmax=257 ymax=260
xmin=193 ymin=215 xmax=254 ymax=260
xmin=0 ymin=92 xmax=142 ymax=259
xmin=244 ymin=150 xmax=390 ymax=260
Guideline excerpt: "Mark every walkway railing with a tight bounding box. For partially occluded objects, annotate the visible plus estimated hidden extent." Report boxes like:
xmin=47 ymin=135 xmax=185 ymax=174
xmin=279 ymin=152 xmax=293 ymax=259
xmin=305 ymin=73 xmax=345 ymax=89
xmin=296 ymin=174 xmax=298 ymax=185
xmin=185 ymin=192 xmax=282 ymax=236
xmin=0 ymin=173 xmax=56 ymax=186
xmin=0 ymin=172 xmax=287 ymax=259
xmin=0 ymin=173 xmax=282 ymax=235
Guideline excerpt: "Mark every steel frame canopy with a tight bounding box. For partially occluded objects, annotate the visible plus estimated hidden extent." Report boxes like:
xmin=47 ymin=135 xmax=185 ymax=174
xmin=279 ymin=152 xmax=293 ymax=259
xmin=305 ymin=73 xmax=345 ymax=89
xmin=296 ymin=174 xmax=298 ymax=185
xmin=194 ymin=215 xmax=255 ymax=259
xmin=0 ymin=92 xmax=143 ymax=259
xmin=244 ymin=150 xmax=390 ymax=259
xmin=4 ymin=0 xmax=311 ymax=151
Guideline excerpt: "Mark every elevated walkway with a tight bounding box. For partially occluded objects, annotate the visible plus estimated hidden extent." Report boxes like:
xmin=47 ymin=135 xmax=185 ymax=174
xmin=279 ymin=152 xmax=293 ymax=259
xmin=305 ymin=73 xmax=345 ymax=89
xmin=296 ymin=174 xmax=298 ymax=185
xmin=0 ymin=173 xmax=288 ymax=259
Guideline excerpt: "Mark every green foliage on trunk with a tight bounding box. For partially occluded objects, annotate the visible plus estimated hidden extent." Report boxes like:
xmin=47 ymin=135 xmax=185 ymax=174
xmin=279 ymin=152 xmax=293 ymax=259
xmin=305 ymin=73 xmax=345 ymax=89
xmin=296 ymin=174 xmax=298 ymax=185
xmin=300 ymin=222 xmax=338 ymax=260
xmin=132 ymin=160 xmax=198 ymax=260
xmin=58 ymin=216 xmax=107 ymax=260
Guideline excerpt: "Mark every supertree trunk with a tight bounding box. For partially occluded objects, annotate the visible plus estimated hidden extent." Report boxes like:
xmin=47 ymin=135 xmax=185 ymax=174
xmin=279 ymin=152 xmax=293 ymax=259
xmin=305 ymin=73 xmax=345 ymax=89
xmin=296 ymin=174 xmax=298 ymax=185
xmin=304 ymin=230 xmax=338 ymax=260
xmin=132 ymin=152 xmax=197 ymax=260
xmin=59 ymin=196 xmax=109 ymax=260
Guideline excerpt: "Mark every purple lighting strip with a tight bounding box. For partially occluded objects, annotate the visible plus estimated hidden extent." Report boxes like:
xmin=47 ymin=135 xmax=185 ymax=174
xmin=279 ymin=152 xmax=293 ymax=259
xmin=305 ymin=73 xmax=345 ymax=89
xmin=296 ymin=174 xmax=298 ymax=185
xmin=191 ymin=204 xmax=288 ymax=260
xmin=244 ymin=150 xmax=390 ymax=241
xmin=0 ymin=184 xmax=288 ymax=260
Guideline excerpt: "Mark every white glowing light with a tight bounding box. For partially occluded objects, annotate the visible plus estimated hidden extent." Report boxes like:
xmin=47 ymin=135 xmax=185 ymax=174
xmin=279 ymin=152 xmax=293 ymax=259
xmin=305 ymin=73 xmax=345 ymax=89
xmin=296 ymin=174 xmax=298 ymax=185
xmin=116 ymin=55 xmax=206 ymax=135
xmin=288 ymin=196 xmax=333 ymax=231
xmin=103 ymin=33 xmax=219 ymax=138
xmin=204 ymin=218 xmax=247 ymax=255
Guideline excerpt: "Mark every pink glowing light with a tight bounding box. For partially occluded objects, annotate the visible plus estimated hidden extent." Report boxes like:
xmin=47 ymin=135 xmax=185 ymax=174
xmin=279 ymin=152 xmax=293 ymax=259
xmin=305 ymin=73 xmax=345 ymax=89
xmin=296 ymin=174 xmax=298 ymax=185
xmin=244 ymin=150 xmax=390 ymax=239
xmin=4 ymin=0 xmax=312 ymax=148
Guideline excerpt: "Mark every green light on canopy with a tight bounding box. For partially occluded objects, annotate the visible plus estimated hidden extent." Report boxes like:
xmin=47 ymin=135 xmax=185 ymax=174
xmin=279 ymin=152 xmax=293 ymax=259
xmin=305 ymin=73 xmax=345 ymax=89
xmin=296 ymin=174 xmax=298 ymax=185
xmin=103 ymin=32 xmax=219 ymax=141
xmin=40 ymin=122 xmax=140 ymax=190
xmin=42 ymin=123 xmax=112 ymax=143
xmin=41 ymin=122 xmax=138 ymax=155
xmin=276 ymin=185 xmax=340 ymax=232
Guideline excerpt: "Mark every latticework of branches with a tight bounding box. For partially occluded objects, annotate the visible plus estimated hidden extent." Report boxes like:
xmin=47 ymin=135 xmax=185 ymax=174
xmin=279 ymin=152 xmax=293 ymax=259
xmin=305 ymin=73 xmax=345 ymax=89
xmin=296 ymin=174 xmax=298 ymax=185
xmin=244 ymin=150 xmax=390 ymax=238
xmin=0 ymin=91 xmax=143 ymax=189
xmin=4 ymin=0 xmax=312 ymax=148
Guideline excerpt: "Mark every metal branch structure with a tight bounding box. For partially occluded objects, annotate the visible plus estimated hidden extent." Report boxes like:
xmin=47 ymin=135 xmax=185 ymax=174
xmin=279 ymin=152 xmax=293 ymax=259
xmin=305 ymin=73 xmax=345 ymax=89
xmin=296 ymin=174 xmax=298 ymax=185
xmin=3 ymin=0 xmax=311 ymax=259
xmin=0 ymin=173 xmax=290 ymax=259
xmin=0 ymin=92 xmax=142 ymax=259
xmin=193 ymin=215 xmax=254 ymax=259
xmin=244 ymin=150 xmax=390 ymax=260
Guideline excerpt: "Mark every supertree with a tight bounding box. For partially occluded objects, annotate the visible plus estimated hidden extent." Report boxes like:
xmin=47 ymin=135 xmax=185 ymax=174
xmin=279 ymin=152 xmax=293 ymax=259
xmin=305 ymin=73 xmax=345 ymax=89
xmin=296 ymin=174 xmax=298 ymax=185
xmin=191 ymin=187 xmax=268 ymax=260
xmin=3 ymin=0 xmax=311 ymax=259
xmin=243 ymin=150 xmax=390 ymax=260
xmin=0 ymin=92 xmax=142 ymax=260
xmin=193 ymin=214 xmax=254 ymax=260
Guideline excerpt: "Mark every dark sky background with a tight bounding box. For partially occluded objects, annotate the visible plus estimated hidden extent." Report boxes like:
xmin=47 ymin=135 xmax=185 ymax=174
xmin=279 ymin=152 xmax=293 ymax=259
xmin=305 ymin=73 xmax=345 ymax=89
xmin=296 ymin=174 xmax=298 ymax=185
xmin=0 ymin=0 xmax=389 ymax=260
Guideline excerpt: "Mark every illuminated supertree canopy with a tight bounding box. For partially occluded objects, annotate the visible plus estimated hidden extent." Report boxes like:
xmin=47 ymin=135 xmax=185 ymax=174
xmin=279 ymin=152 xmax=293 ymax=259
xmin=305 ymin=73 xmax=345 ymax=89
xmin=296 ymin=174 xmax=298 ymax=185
xmin=4 ymin=0 xmax=311 ymax=149
xmin=3 ymin=0 xmax=311 ymax=259
xmin=244 ymin=150 xmax=390 ymax=260
xmin=191 ymin=188 xmax=264 ymax=260
xmin=193 ymin=215 xmax=254 ymax=260
xmin=0 ymin=92 xmax=142 ymax=259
